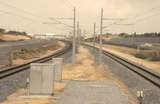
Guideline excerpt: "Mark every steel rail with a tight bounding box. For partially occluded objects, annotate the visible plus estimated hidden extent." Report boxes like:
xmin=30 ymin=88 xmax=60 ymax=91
xmin=0 ymin=41 xmax=72 ymax=79
xmin=84 ymin=43 xmax=160 ymax=88
xmin=103 ymin=51 xmax=160 ymax=88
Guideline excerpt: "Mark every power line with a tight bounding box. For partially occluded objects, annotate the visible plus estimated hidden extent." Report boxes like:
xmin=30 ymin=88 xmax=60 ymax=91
xmin=0 ymin=10 xmax=71 ymax=34
xmin=131 ymin=5 xmax=160 ymax=20
xmin=0 ymin=0 xmax=73 ymax=27
xmin=63 ymin=0 xmax=74 ymax=9
xmin=133 ymin=11 xmax=160 ymax=24
xmin=0 ymin=9 xmax=41 ymax=22
xmin=0 ymin=1 xmax=45 ymax=20
xmin=120 ymin=5 xmax=160 ymax=24
xmin=103 ymin=5 xmax=160 ymax=32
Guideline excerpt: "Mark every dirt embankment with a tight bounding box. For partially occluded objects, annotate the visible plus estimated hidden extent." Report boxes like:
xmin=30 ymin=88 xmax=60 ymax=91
xmin=0 ymin=34 xmax=31 ymax=41
xmin=12 ymin=41 xmax=65 ymax=65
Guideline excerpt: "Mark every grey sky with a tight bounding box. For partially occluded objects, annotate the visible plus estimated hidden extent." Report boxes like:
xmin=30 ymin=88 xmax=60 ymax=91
xmin=0 ymin=0 xmax=160 ymax=35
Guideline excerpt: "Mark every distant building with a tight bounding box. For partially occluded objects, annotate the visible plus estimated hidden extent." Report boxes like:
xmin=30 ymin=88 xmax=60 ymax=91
xmin=33 ymin=33 xmax=67 ymax=40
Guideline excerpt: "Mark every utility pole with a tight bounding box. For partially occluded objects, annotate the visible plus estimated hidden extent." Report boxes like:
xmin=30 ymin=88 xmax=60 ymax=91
xmin=79 ymin=29 xmax=81 ymax=44
xmin=76 ymin=21 xmax=79 ymax=52
xmin=83 ymin=29 xmax=86 ymax=40
xmin=93 ymin=23 xmax=96 ymax=47
xmin=43 ymin=8 xmax=77 ymax=64
xmin=78 ymin=28 xmax=81 ymax=50
xmin=93 ymin=23 xmax=97 ymax=62
xmin=98 ymin=8 xmax=126 ymax=64
xmin=99 ymin=8 xmax=103 ymax=64
xmin=72 ymin=7 xmax=76 ymax=64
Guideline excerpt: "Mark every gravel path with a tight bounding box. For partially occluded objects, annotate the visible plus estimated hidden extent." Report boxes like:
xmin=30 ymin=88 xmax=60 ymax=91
xmin=55 ymin=80 xmax=130 ymax=104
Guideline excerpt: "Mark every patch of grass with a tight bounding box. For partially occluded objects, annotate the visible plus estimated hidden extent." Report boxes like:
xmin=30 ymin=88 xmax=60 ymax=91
xmin=147 ymin=56 xmax=160 ymax=61
xmin=134 ymin=53 xmax=147 ymax=59
xmin=134 ymin=51 xmax=160 ymax=61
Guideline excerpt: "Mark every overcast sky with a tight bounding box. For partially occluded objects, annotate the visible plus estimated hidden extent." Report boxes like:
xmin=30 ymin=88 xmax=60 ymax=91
xmin=0 ymin=0 xmax=160 ymax=35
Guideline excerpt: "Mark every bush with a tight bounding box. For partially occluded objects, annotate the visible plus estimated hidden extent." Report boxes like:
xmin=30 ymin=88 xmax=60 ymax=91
xmin=134 ymin=51 xmax=160 ymax=61
xmin=6 ymin=30 xmax=27 ymax=35
xmin=134 ymin=53 xmax=147 ymax=59
xmin=0 ymin=28 xmax=5 ymax=33
xmin=147 ymin=56 xmax=160 ymax=61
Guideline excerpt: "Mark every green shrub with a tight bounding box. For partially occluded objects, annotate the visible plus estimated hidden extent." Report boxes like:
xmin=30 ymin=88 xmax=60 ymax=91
xmin=134 ymin=53 xmax=147 ymax=59
xmin=134 ymin=51 xmax=160 ymax=61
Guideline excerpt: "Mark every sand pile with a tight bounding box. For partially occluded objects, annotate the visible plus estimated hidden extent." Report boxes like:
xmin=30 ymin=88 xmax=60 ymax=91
xmin=0 ymin=34 xmax=31 ymax=41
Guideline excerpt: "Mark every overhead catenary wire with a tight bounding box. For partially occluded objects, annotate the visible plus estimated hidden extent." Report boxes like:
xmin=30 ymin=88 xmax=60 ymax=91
xmin=0 ymin=9 xmax=42 ymax=22
xmin=0 ymin=10 xmax=71 ymax=34
xmin=130 ymin=4 xmax=160 ymax=20
xmin=119 ymin=4 xmax=160 ymax=25
xmin=133 ymin=11 xmax=160 ymax=24
xmin=63 ymin=0 xmax=75 ymax=9
xmin=102 ymin=4 xmax=160 ymax=33
xmin=0 ymin=0 xmax=73 ymax=28
xmin=0 ymin=9 xmax=52 ymax=31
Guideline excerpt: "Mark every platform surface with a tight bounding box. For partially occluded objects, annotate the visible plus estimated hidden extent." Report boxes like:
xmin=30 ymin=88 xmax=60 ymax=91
xmin=55 ymin=80 xmax=130 ymax=104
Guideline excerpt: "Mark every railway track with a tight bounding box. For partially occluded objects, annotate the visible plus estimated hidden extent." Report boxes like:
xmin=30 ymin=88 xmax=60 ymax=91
xmin=0 ymin=41 xmax=72 ymax=79
xmin=85 ymin=43 xmax=160 ymax=88
xmin=1 ymin=41 xmax=159 ymax=88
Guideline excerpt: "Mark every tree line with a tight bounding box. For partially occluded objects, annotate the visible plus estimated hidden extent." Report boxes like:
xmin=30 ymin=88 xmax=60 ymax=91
xmin=105 ymin=32 xmax=160 ymax=38
xmin=118 ymin=32 xmax=160 ymax=37
xmin=0 ymin=28 xmax=27 ymax=36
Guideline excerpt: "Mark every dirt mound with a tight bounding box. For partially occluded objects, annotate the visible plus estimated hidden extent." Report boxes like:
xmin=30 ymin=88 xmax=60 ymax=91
xmin=0 ymin=34 xmax=31 ymax=41
xmin=0 ymin=39 xmax=5 ymax=42
xmin=12 ymin=41 xmax=65 ymax=65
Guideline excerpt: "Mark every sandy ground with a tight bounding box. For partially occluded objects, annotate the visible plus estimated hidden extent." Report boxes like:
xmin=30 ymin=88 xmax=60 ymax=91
xmin=102 ymin=44 xmax=160 ymax=73
xmin=103 ymin=44 xmax=137 ymax=55
xmin=62 ymin=46 xmax=109 ymax=80
xmin=0 ymin=34 xmax=31 ymax=41
xmin=12 ymin=41 xmax=65 ymax=65
xmin=0 ymin=82 xmax=66 ymax=104
xmin=87 ymin=42 xmax=160 ymax=73
xmin=62 ymin=46 xmax=138 ymax=104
